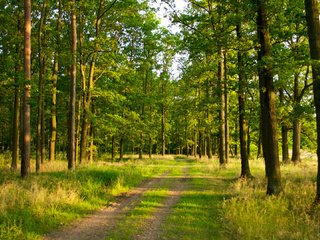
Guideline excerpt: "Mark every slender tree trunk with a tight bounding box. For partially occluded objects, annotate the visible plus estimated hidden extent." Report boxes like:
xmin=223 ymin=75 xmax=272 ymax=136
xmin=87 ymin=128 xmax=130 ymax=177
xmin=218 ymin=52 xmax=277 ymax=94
xmin=291 ymin=119 xmax=301 ymax=163
xmin=36 ymin=0 xmax=47 ymax=173
xmin=12 ymin=12 xmax=23 ymax=170
xmin=111 ymin=135 xmax=115 ymax=162
xmin=68 ymin=0 xmax=77 ymax=170
xmin=89 ymin=103 xmax=95 ymax=163
xmin=75 ymin=94 xmax=82 ymax=163
xmin=304 ymin=0 xmax=320 ymax=202
xmin=149 ymin=137 xmax=152 ymax=159
xmin=279 ymin=89 xmax=290 ymax=163
xmin=193 ymin=129 xmax=197 ymax=157
xmin=247 ymin=124 xmax=251 ymax=158
xmin=21 ymin=0 xmax=32 ymax=177
xmin=257 ymin=0 xmax=282 ymax=195
xmin=119 ymin=137 xmax=124 ymax=160
xmin=224 ymin=51 xmax=229 ymax=164
xmin=257 ymin=121 xmax=263 ymax=158
xmin=292 ymin=73 xmax=301 ymax=163
xmin=199 ymin=130 xmax=202 ymax=159
xmin=218 ymin=49 xmax=226 ymax=167
xmin=237 ymin=23 xmax=252 ymax=178
xmin=50 ymin=0 xmax=62 ymax=162
xmin=161 ymin=104 xmax=165 ymax=155
xmin=80 ymin=0 xmax=103 ymax=163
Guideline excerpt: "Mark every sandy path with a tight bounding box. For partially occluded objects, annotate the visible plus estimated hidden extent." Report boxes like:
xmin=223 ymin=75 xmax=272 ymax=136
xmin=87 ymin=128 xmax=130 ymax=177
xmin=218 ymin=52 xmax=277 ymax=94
xmin=134 ymin=167 xmax=190 ymax=240
xmin=43 ymin=172 xmax=170 ymax=240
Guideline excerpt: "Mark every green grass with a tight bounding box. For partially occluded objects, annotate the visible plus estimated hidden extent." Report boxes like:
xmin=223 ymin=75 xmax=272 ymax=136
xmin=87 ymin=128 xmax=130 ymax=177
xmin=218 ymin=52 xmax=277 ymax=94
xmin=222 ymin=158 xmax=320 ymax=240
xmin=0 ymin=158 xmax=172 ymax=240
xmin=1 ymin=155 xmax=320 ymax=239
xmin=106 ymin=164 xmax=186 ymax=239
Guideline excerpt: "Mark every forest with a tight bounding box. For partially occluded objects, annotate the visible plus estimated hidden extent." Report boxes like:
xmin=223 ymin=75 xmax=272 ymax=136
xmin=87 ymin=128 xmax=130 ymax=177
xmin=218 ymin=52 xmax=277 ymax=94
xmin=1 ymin=0 xmax=320 ymax=239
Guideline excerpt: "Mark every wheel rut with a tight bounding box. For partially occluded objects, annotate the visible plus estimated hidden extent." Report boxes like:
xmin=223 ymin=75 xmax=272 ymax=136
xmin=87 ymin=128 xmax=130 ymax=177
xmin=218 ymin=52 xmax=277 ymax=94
xmin=43 ymin=171 xmax=170 ymax=240
xmin=134 ymin=167 xmax=190 ymax=240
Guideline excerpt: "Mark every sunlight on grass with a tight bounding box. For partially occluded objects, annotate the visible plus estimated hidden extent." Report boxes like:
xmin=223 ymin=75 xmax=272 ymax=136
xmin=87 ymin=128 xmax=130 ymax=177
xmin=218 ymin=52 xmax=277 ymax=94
xmin=222 ymin=157 xmax=320 ymax=240
xmin=0 ymin=157 xmax=171 ymax=239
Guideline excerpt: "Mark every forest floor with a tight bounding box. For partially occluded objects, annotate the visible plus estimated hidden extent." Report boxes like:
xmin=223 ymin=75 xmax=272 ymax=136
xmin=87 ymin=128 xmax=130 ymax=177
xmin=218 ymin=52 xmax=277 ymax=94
xmin=1 ymin=154 xmax=320 ymax=240
xmin=43 ymin=157 xmax=231 ymax=240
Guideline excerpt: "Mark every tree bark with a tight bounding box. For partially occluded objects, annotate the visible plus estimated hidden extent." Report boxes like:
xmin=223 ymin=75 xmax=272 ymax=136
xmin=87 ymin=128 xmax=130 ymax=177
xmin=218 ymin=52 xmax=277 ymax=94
xmin=119 ymin=137 xmax=124 ymax=160
xmin=12 ymin=10 xmax=23 ymax=170
xmin=50 ymin=0 xmax=62 ymax=162
xmin=111 ymin=135 xmax=115 ymax=162
xmin=218 ymin=49 xmax=226 ymax=167
xmin=36 ymin=0 xmax=47 ymax=173
xmin=68 ymin=0 xmax=77 ymax=170
xmin=291 ymin=118 xmax=301 ymax=163
xmin=279 ymin=89 xmax=290 ymax=163
xmin=237 ymin=23 xmax=252 ymax=178
xmin=21 ymin=0 xmax=32 ymax=177
xmin=257 ymin=0 xmax=282 ymax=195
xmin=304 ymin=0 xmax=320 ymax=202
xmin=80 ymin=0 xmax=104 ymax=163
xmin=161 ymin=103 xmax=165 ymax=156
xmin=224 ymin=51 xmax=229 ymax=164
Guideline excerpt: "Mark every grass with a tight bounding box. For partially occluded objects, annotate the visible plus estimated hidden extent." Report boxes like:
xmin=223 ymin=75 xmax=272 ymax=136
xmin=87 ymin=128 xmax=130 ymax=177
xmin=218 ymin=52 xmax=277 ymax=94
xmin=0 ymin=157 xmax=172 ymax=240
xmin=222 ymin=157 xmax=320 ymax=240
xmin=1 ymin=154 xmax=320 ymax=239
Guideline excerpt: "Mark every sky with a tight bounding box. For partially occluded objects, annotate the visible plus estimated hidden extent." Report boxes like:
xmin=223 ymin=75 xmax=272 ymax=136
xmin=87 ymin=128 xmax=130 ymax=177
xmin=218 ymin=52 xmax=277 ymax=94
xmin=152 ymin=0 xmax=188 ymax=33
xmin=151 ymin=0 xmax=189 ymax=79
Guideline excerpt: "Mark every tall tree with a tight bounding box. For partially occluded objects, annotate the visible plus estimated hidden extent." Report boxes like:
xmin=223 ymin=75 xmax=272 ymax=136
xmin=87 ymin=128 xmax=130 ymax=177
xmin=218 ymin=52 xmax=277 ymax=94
xmin=237 ymin=22 xmax=251 ymax=178
xmin=304 ymin=0 xmax=320 ymax=202
xmin=21 ymin=0 xmax=32 ymax=177
xmin=68 ymin=0 xmax=77 ymax=170
xmin=36 ymin=0 xmax=48 ymax=173
xmin=256 ymin=0 xmax=282 ymax=194
xmin=50 ymin=0 xmax=62 ymax=162
xmin=11 ymin=4 xmax=23 ymax=170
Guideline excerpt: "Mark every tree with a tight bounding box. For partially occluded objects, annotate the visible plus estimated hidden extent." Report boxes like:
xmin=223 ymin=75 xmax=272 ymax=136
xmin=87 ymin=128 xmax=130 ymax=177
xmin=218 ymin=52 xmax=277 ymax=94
xmin=11 ymin=2 xmax=23 ymax=170
xmin=68 ymin=0 xmax=77 ymax=170
xmin=21 ymin=0 xmax=32 ymax=177
xmin=50 ymin=0 xmax=62 ymax=162
xmin=304 ymin=0 xmax=320 ymax=202
xmin=36 ymin=0 xmax=48 ymax=173
xmin=256 ymin=0 xmax=282 ymax=195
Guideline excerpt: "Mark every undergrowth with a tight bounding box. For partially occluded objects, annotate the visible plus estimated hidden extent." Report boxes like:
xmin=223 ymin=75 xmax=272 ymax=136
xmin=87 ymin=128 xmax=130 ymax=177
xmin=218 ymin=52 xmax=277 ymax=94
xmin=0 ymin=158 xmax=169 ymax=240
xmin=222 ymin=158 xmax=320 ymax=240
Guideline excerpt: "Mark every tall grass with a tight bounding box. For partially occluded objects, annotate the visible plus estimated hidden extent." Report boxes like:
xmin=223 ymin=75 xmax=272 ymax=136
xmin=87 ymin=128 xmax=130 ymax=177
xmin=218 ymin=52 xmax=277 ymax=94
xmin=0 ymin=158 xmax=168 ymax=240
xmin=222 ymin=157 xmax=320 ymax=240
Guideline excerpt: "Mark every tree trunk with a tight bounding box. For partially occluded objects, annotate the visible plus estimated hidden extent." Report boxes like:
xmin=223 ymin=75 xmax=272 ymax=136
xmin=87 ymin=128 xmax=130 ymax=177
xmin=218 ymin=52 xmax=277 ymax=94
xmin=149 ymin=137 xmax=152 ymax=159
xmin=279 ymin=89 xmax=290 ymax=163
xmin=257 ymin=0 xmax=282 ymax=195
xmin=161 ymin=104 xmax=165 ymax=156
xmin=68 ymin=0 xmax=77 ymax=170
xmin=36 ymin=0 xmax=47 ymax=173
xmin=193 ymin=129 xmax=197 ymax=157
xmin=119 ymin=137 xmax=124 ymax=160
xmin=291 ymin=119 xmax=301 ymax=163
xmin=111 ymin=135 xmax=115 ymax=162
xmin=199 ymin=130 xmax=202 ymax=159
xmin=21 ymin=0 xmax=32 ymax=177
xmin=218 ymin=49 xmax=226 ymax=167
xmin=224 ymin=51 xmax=229 ymax=164
xmin=257 ymin=121 xmax=263 ymax=158
xmin=237 ymin=23 xmax=252 ymax=178
xmin=80 ymin=0 xmax=103 ymax=163
xmin=304 ymin=0 xmax=320 ymax=202
xmin=50 ymin=0 xmax=62 ymax=162
xmin=12 ymin=11 xmax=23 ymax=170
